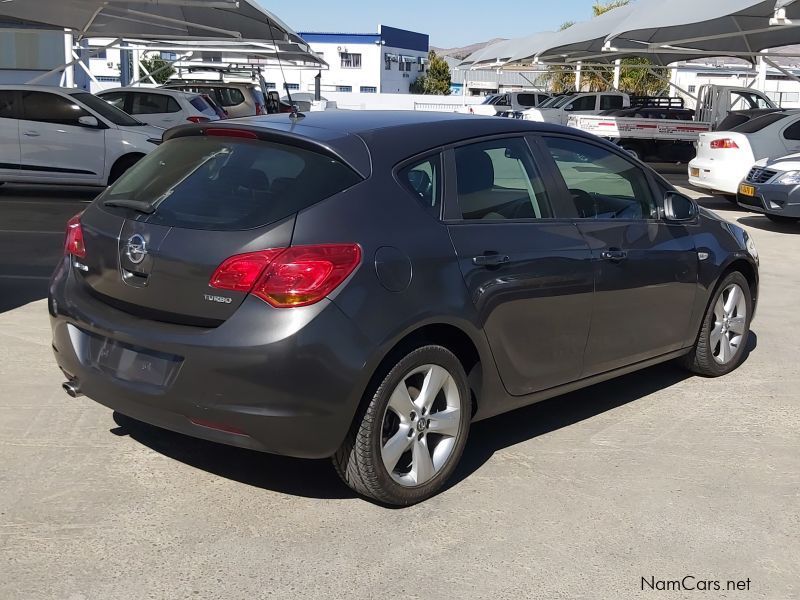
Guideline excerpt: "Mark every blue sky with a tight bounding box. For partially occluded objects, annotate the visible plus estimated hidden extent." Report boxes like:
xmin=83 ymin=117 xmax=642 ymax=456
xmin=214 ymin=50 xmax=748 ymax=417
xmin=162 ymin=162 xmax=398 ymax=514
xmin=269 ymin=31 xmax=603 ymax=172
xmin=265 ymin=1 xmax=603 ymax=48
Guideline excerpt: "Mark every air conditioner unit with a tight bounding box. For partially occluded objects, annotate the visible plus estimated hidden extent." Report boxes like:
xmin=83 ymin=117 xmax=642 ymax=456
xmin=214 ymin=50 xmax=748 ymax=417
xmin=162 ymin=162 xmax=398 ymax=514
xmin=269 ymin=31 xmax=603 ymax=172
xmin=107 ymin=62 xmax=114 ymax=69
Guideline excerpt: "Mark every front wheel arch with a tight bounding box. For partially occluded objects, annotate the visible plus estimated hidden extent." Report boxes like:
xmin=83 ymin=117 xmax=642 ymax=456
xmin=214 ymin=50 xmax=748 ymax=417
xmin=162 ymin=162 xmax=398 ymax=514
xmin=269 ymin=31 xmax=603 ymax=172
xmin=107 ymin=153 xmax=146 ymax=186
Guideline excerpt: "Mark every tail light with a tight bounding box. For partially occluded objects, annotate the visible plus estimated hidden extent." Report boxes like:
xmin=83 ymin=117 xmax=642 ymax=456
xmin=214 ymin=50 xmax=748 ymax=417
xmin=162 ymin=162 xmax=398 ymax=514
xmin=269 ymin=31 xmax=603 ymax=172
xmin=210 ymin=244 xmax=361 ymax=308
xmin=64 ymin=214 xmax=86 ymax=258
xmin=710 ymin=138 xmax=739 ymax=149
xmin=187 ymin=116 xmax=210 ymax=123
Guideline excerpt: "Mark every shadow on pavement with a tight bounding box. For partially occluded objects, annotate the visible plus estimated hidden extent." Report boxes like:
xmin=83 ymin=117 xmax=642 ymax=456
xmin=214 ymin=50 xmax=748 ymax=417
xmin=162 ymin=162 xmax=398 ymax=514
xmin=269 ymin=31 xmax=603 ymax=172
xmin=110 ymin=333 xmax=758 ymax=505
xmin=738 ymin=216 xmax=800 ymax=234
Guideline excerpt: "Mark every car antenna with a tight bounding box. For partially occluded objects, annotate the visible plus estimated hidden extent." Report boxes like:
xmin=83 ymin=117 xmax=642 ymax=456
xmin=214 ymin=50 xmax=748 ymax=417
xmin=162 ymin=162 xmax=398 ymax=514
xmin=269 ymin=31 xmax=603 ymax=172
xmin=267 ymin=19 xmax=304 ymax=120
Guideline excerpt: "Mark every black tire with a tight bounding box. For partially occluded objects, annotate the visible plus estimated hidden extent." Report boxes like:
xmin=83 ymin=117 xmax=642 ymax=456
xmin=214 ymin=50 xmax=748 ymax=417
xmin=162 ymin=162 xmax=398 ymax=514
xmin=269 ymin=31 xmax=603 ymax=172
xmin=680 ymin=271 xmax=752 ymax=377
xmin=108 ymin=154 xmax=144 ymax=186
xmin=333 ymin=345 xmax=471 ymax=506
xmin=766 ymin=214 xmax=799 ymax=224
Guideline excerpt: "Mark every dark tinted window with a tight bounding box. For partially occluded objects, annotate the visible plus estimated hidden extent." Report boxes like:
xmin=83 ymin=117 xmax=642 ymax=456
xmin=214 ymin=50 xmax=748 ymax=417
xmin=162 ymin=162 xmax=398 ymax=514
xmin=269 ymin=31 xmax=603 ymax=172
xmin=516 ymin=94 xmax=538 ymax=108
xmin=22 ymin=92 xmax=89 ymax=125
xmin=454 ymin=138 xmax=552 ymax=221
xmin=130 ymin=93 xmax=180 ymax=114
xmin=189 ymin=96 xmax=217 ymax=116
xmin=72 ymin=92 xmax=142 ymax=126
xmin=731 ymin=112 xmax=789 ymax=133
xmin=566 ymin=96 xmax=596 ymax=111
xmin=99 ymin=137 xmax=362 ymax=231
xmin=399 ymin=154 xmax=442 ymax=217
xmin=0 ymin=91 xmax=19 ymax=118
xmin=600 ymin=95 xmax=624 ymax=110
xmin=544 ymin=136 xmax=657 ymax=220
xmin=171 ymin=86 xmax=246 ymax=107
xmin=783 ymin=120 xmax=800 ymax=141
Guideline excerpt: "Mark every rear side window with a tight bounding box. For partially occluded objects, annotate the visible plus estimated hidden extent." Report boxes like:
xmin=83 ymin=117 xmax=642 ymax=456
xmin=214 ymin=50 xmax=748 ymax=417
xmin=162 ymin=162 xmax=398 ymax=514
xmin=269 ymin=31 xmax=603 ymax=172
xmin=783 ymin=120 xmax=800 ymax=141
xmin=399 ymin=154 xmax=442 ymax=217
xmin=101 ymin=92 xmax=127 ymax=110
xmin=99 ymin=136 xmax=362 ymax=231
xmin=732 ymin=112 xmax=789 ymax=133
xmin=600 ymin=95 xmax=624 ymax=110
xmin=22 ymin=91 xmax=89 ymax=125
xmin=454 ymin=138 xmax=552 ymax=221
xmin=516 ymin=94 xmax=538 ymax=108
xmin=189 ymin=96 xmax=217 ymax=117
xmin=130 ymin=93 xmax=180 ymax=114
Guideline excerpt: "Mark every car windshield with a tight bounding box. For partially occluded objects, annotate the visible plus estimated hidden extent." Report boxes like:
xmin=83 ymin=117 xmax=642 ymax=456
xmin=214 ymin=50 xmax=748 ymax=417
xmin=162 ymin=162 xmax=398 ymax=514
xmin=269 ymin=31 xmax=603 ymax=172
xmin=72 ymin=92 xmax=143 ymax=126
xmin=480 ymin=95 xmax=498 ymax=105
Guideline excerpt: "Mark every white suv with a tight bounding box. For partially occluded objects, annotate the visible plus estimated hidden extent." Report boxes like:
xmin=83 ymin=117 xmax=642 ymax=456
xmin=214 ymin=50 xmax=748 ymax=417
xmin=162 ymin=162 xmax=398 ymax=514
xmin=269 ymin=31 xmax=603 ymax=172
xmin=0 ymin=85 xmax=163 ymax=188
xmin=97 ymin=87 xmax=221 ymax=129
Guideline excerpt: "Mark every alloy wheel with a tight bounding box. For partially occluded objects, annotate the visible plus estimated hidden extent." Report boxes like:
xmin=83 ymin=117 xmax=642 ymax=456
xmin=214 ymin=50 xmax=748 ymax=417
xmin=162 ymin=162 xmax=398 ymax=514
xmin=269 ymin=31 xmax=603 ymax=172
xmin=380 ymin=364 xmax=462 ymax=487
xmin=711 ymin=283 xmax=747 ymax=365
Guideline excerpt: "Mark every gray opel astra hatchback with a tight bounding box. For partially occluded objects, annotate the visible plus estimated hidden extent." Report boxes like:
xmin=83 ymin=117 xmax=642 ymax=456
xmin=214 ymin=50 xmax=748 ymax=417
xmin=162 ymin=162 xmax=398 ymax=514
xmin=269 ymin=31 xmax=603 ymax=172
xmin=50 ymin=111 xmax=759 ymax=505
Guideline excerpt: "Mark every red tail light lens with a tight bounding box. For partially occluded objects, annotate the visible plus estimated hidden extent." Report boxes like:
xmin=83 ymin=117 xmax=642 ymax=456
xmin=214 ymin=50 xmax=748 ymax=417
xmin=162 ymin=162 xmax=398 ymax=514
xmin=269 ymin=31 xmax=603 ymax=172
xmin=206 ymin=128 xmax=259 ymax=139
xmin=209 ymin=244 xmax=362 ymax=308
xmin=64 ymin=214 xmax=86 ymax=258
xmin=187 ymin=115 xmax=210 ymax=123
xmin=210 ymin=249 xmax=285 ymax=291
xmin=710 ymin=138 xmax=739 ymax=149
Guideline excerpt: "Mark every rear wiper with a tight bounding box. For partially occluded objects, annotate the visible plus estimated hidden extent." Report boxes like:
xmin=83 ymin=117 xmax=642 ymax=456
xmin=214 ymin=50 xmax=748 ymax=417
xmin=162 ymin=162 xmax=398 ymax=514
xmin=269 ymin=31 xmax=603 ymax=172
xmin=103 ymin=199 xmax=155 ymax=214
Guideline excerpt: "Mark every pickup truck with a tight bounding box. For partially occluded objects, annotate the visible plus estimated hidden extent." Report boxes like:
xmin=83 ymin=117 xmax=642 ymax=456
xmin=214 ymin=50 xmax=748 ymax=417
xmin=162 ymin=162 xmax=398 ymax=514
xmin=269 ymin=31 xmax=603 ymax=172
xmin=567 ymin=85 xmax=777 ymax=162
xmin=458 ymin=91 xmax=551 ymax=116
xmin=519 ymin=92 xmax=630 ymax=125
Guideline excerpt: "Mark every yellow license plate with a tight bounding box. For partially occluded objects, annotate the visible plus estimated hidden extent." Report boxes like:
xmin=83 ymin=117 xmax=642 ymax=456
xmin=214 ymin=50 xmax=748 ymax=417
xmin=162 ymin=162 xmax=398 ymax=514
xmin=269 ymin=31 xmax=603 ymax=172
xmin=690 ymin=168 xmax=700 ymax=177
xmin=739 ymin=184 xmax=756 ymax=197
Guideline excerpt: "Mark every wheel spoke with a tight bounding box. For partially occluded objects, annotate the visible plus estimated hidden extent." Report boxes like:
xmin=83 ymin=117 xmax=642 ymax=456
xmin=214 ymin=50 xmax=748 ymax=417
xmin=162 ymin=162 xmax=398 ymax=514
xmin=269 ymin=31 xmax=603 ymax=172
xmin=729 ymin=334 xmax=743 ymax=351
xmin=729 ymin=316 xmax=747 ymax=335
xmin=412 ymin=437 xmax=435 ymax=485
xmin=382 ymin=427 xmax=412 ymax=473
xmin=719 ymin=336 xmax=733 ymax=363
xmin=714 ymin=296 xmax=726 ymax=321
xmin=710 ymin=323 xmax=723 ymax=349
xmin=417 ymin=365 xmax=449 ymax=411
xmin=724 ymin=285 xmax=741 ymax=316
xmin=387 ymin=382 xmax=416 ymax=421
xmin=427 ymin=407 xmax=460 ymax=438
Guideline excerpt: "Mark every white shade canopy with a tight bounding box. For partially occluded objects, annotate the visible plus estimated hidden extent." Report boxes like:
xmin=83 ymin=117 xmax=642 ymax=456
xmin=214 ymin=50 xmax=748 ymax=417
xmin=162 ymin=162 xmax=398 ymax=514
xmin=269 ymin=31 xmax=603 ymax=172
xmin=0 ymin=0 xmax=325 ymax=67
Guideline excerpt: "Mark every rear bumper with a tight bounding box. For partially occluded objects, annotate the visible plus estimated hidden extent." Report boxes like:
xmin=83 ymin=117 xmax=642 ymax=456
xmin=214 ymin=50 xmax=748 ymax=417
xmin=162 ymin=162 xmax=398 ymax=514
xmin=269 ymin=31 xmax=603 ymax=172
xmin=737 ymin=183 xmax=800 ymax=218
xmin=49 ymin=258 xmax=376 ymax=459
xmin=688 ymin=159 xmax=747 ymax=195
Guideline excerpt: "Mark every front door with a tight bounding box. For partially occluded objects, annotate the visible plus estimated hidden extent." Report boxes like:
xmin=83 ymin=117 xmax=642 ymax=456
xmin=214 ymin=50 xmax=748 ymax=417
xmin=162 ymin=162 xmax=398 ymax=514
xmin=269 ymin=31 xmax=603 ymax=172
xmin=541 ymin=135 xmax=698 ymax=377
xmin=0 ymin=90 xmax=21 ymax=178
xmin=445 ymin=136 xmax=594 ymax=396
xmin=18 ymin=91 xmax=105 ymax=185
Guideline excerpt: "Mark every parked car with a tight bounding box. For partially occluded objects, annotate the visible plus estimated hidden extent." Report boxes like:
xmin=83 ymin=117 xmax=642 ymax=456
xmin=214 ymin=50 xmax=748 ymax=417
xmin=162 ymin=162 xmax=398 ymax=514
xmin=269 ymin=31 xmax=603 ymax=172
xmin=97 ymin=88 xmax=221 ymax=129
xmin=689 ymin=110 xmax=800 ymax=196
xmin=459 ymin=91 xmax=551 ymax=116
xmin=521 ymin=92 xmax=629 ymax=125
xmin=0 ymin=85 xmax=162 ymax=187
xmin=50 ymin=112 xmax=759 ymax=505
xmin=162 ymin=82 xmax=266 ymax=118
xmin=737 ymin=153 xmax=800 ymax=223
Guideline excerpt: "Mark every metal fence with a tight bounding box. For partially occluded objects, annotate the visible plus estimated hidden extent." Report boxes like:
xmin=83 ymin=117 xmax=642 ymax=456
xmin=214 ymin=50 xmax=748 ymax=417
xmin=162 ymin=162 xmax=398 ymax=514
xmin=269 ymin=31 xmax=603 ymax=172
xmin=413 ymin=102 xmax=465 ymax=112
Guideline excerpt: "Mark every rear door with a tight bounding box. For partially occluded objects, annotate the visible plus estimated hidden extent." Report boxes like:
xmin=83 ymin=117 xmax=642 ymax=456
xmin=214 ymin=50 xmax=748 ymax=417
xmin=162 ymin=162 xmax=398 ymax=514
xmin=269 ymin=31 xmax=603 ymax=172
xmin=18 ymin=90 xmax=105 ymax=184
xmin=127 ymin=91 xmax=183 ymax=128
xmin=780 ymin=118 xmax=800 ymax=155
xmin=78 ymin=133 xmax=362 ymax=325
xmin=0 ymin=90 xmax=21 ymax=178
xmin=445 ymin=135 xmax=594 ymax=396
xmin=541 ymin=134 xmax=698 ymax=376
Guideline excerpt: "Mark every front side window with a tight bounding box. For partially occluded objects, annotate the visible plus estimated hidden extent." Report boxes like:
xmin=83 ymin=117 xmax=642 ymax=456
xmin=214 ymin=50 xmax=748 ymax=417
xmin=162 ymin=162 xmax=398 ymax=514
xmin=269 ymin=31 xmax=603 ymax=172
xmin=399 ymin=154 xmax=442 ymax=217
xmin=22 ymin=91 xmax=90 ymax=126
xmin=454 ymin=138 xmax=552 ymax=221
xmin=0 ymin=91 xmax=19 ymax=119
xmin=341 ymin=53 xmax=362 ymax=69
xmin=543 ymin=136 xmax=657 ymax=220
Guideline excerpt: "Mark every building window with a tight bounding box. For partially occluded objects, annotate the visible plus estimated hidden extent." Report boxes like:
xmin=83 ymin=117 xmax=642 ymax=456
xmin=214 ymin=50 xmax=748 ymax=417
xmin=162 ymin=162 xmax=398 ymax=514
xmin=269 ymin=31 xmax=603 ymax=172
xmin=263 ymin=82 xmax=276 ymax=90
xmin=399 ymin=61 xmax=412 ymax=72
xmin=201 ymin=52 xmax=223 ymax=63
xmin=160 ymin=52 xmax=177 ymax=61
xmin=688 ymin=85 xmax=696 ymax=93
xmin=337 ymin=85 xmax=353 ymax=93
xmin=385 ymin=56 xmax=392 ymax=70
xmin=340 ymin=53 xmax=362 ymax=69
xmin=284 ymin=83 xmax=300 ymax=91
xmin=360 ymin=86 xmax=377 ymax=94
xmin=93 ymin=49 xmax=107 ymax=60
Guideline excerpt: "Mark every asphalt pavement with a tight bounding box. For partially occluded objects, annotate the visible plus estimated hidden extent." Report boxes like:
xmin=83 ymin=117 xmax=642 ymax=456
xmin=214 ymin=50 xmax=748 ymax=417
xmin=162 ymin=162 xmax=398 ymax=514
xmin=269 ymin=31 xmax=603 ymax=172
xmin=0 ymin=180 xmax=797 ymax=600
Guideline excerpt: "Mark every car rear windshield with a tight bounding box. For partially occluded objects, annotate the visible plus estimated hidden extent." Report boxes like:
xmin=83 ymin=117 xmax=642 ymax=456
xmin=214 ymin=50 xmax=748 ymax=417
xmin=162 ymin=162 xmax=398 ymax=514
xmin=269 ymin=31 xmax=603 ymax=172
xmin=171 ymin=86 xmax=246 ymax=107
xmin=98 ymin=136 xmax=362 ymax=231
xmin=72 ymin=92 xmax=143 ymax=126
xmin=731 ymin=112 xmax=790 ymax=133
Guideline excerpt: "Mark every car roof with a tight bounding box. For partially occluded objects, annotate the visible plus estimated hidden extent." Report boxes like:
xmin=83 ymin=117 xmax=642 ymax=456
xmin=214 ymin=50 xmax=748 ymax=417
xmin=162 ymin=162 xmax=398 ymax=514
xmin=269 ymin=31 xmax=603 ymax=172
xmin=0 ymin=84 xmax=89 ymax=95
xmin=168 ymin=110 xmax=604 ymax=178
xmin=98 ymin=87 xmax=197 ymax=98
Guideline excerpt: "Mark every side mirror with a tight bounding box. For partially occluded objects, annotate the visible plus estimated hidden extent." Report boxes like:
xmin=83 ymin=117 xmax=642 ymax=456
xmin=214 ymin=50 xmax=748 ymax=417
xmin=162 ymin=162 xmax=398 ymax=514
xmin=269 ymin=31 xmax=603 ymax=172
xmin=663 ymin=191 xmax=698 ymax=222
xmin=78 ymin=115 xmax=100 ymax=128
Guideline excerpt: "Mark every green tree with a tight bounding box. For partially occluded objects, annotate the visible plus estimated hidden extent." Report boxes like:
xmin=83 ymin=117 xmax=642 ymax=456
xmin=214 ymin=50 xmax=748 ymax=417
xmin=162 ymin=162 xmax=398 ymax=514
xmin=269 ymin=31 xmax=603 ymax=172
xmin=411 ymin=50 xmax=452 ymax=95
xmin=139 ymin=54 xmax=175 ymax=85
xmin=592 ymin=0 xmax=630 ymax=16
xmin=545 ymin=21 xmax=577 ymax=93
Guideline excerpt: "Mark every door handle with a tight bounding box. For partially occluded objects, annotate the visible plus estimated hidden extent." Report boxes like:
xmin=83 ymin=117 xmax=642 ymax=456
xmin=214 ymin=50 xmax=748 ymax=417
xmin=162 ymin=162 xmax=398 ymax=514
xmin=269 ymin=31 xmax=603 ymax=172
xmin=601 ymin=249 xmax=628 ymax=262
xmin=23 ymin=131 xmax=40 ymax=137
xmin=473 ymin=253 xmax=511 ymax=267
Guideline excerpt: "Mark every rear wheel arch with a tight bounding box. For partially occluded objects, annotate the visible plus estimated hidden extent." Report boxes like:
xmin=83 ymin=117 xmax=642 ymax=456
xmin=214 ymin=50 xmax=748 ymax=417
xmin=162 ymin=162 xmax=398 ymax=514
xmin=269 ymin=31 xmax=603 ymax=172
xmin=108 ymin=153 xmax=146 ymax=186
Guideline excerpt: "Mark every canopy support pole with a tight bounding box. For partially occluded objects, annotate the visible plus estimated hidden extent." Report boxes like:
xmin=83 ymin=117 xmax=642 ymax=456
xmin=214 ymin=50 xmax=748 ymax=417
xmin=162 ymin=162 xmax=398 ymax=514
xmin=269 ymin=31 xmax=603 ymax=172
xmin=27 ymin=38 xmax=120 ymax=85
xmin=613 ymin=59 xmax=621 ymax=89
xmin=575 ymin=61 xmax=582 ymax=91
